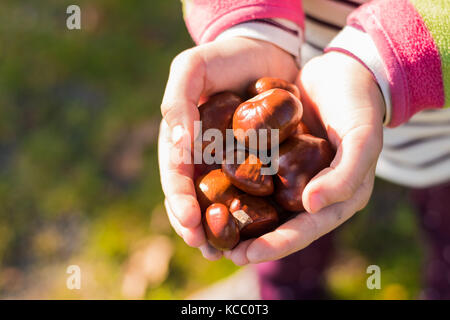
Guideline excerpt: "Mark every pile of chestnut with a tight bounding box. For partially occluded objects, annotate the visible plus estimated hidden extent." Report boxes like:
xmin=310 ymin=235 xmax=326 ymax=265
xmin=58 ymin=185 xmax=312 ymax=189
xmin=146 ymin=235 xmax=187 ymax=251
xmin=195 ymin=77 xmax=334 ymax=251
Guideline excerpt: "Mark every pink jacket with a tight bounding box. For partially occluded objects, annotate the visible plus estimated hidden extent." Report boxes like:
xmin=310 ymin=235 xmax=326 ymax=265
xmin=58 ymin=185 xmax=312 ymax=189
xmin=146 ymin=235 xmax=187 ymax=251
xmin=182 ymin=0 xmax=449 ymax=127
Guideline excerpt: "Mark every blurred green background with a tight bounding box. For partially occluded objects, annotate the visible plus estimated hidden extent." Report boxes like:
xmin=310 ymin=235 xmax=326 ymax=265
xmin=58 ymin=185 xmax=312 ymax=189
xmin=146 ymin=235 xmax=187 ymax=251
xmin=0 ymin=0 xmax=426 ymax=299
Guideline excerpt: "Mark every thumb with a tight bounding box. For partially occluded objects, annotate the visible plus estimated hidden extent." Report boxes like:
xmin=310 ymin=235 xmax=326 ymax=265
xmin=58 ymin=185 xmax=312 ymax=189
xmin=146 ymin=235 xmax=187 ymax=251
xmin=302 ymin=123 xmax=382 ymax=213
xmin=297 ymin=53 xmax=384 ymax=213
xmin=161 ymin=48 xmax=205 ymax=149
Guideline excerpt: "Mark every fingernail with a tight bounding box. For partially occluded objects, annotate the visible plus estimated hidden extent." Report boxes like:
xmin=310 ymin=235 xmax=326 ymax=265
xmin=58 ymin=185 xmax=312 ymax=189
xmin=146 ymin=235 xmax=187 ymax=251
xmin=200 ymin=244 xmax=222 ymax=260
xmin=309 ymin=193 xmax=325 ymax=213
xmin=223 ymin=250 xmax=232 ymax=259
xmin=171 ymin=125 xmax=185 ymax=145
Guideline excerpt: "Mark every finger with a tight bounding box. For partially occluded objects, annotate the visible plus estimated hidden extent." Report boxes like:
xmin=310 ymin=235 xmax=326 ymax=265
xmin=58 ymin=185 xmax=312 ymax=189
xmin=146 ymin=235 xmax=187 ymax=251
xmin=199 ymin=243 xmax=223 ymax=261
xmin=164 ymin=198 xmax=183 ymax=238
xmin=161 ymin=48 xmax=204 ymax=149
xmin=303 ymin=123 xmax=382 ymax=213
xmin=166 ymin=196 xmax=222 ymax=260
xmin=180 ymin=224 xmax=206 ymax=248
xmin=223 ymin=239 xmax=254 ymax=266
xmin=164 ymin=198 xmax=205 ymax=248
xmin=246 ymin=168 xmax=375 ymax=263
xmin=159 ymin=120 xmax=201 ymax=228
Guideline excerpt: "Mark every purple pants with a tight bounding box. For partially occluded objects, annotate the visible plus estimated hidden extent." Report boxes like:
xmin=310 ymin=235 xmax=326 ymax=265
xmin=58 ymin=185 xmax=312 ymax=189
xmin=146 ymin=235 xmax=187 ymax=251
xmin=257 ymin=181 xmax=450 ymax=299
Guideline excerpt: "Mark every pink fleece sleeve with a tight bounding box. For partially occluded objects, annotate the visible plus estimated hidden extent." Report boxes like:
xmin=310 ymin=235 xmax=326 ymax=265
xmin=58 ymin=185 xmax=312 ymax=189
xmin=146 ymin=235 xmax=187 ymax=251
xmin=182 ymin=0 xmax=304 ymax=44
xmin=348 ymin=0 xmax=446 ymax=127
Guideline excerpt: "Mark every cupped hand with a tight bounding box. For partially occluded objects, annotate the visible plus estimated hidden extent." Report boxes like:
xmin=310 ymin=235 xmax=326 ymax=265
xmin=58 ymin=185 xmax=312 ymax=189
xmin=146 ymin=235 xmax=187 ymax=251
xmin=224 ymin=51 xmax=385 ymax=265
xmin=158 ymin=37 xmax=299 ymax=260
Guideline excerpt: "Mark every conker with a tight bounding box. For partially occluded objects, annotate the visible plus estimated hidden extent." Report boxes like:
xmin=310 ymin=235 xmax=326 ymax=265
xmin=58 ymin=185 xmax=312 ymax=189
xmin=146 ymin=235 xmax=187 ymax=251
xmin=222 ymin=149 xmax=274 ymax=196
xmin=198 ymin=92 xmax=242 ymax=152
xmin=233 ymin=88 xmax=302 ymax=150
xmin=293 ymin=121 xmax=310 ymax=136
xmin=193 ymin=163 xmax=221 ymax=181
xmin=247 ymin=77 xmax=300 ymax=99
xmin=274 ymin=134 xmax=334 ymax=212
xmin=195 ymin=169 xmax=241 ymax=212
xmin=229 ymin=194 xmax=279 ymax=239
xmin=203 ymin=203 xmax=240 ymax=250
xmin=190 ymin=77 xmax=336 ymax=250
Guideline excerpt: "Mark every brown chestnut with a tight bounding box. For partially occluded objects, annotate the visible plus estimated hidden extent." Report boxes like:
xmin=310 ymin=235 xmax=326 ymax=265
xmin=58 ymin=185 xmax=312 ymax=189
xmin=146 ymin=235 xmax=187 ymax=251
xmin=247 ymin=77 xmax=300 ymax=99
xmin=229 ymin=194 xmax=279 ymax=239
xmin=193 ymin=163 xmax=222 ymax=181
xmin=274 ymin=134 xmax=334 ymax=212
xmin=198 ymin=92 xmax=242 ymax=152
xmin=233 ymin=88 xmax=302 ymax=150
xmin=203 ymin=203 xmax=240 ymax=250
xmin=222 ymin=149 xmax=274 ymax=196
xmin=195 ymin=169 xmax=241 ymax=212
xmin=293 ymin=121 xmax=310 ymax=136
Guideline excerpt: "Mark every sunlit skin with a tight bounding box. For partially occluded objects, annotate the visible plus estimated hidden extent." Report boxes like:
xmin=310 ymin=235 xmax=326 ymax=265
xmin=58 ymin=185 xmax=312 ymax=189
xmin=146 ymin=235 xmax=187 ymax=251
xmin=159 ymin=37 xmax=384 ymax=264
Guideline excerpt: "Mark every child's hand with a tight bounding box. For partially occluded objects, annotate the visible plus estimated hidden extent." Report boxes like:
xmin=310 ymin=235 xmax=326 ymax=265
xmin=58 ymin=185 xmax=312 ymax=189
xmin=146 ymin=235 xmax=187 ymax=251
xmin=224 ymin=52 xmax=385 ymax=265
xmin=158 ymin=37 xmax=298 ymax=260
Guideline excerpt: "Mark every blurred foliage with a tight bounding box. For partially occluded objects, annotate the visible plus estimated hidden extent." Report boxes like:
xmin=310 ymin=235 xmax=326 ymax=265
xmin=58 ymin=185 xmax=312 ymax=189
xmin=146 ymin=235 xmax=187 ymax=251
xmin=327 ymin=179 xmax=425 ymax=299
xmin=0 ymin=0 xmax=425 ymax=299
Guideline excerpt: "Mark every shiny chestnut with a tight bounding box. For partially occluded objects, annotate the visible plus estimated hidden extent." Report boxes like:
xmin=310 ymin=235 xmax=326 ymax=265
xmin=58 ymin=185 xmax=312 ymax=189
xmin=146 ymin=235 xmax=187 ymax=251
xmin=274 ymin=134 xmax=334 ymax=212
xmin=193 ymin=163 xmax=222 ymax=181
xmin=292 ymin=121 xmax=310 ymax=136
xmin=195 ymin=169 xmax=241 ymax=212
xmin=222 ymin=149 xmax=274 ymax=196
xmin=233 ymin=88 xmax=302 ymax=150
xmin=198 ymin=92 xmax=242 ymax=152
xmin=247 ymin=77 xmax=300 ymax=99
xmin=229 ymin=194 xmax=279 ymax=239
xmin=203 ymin=203 xmax=240 ymax=250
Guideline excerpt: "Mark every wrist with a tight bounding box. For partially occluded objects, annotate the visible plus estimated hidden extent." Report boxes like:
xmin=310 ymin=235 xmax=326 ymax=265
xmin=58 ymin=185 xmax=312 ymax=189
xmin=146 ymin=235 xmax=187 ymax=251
xmin=321 ymin=51 xmax=386 ymax=126
xmin=325 ymin=26 xmax=391 ymax=126
xmin=214 ymin=19 xmax=303 ymax=67
xmin=230 ymin=36 xmax=300 ymax=83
